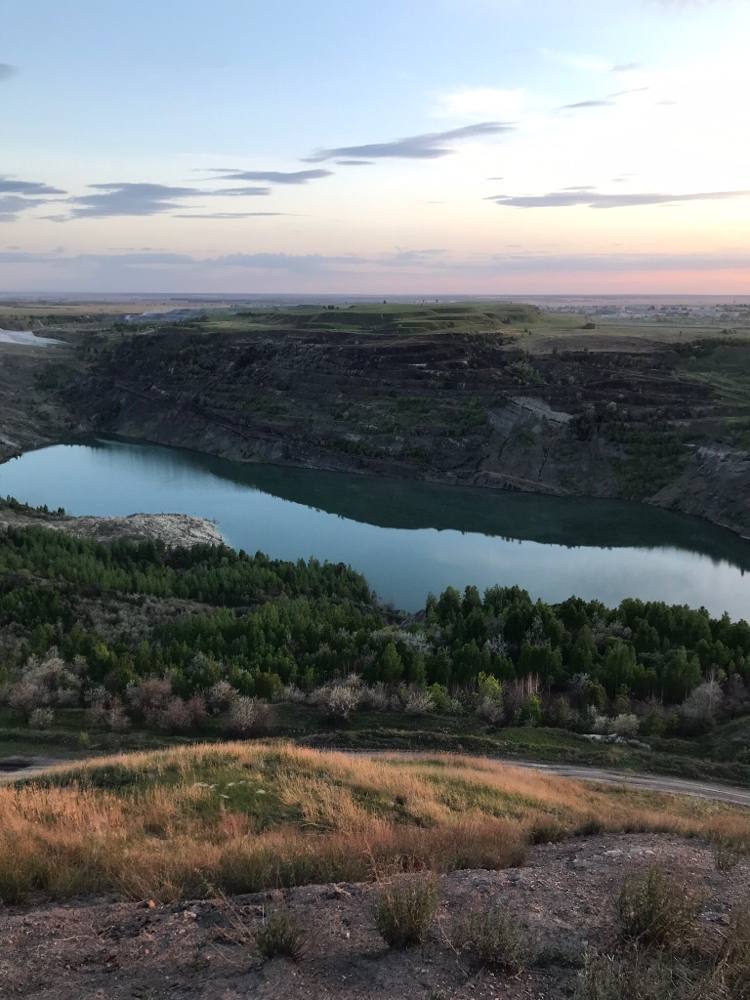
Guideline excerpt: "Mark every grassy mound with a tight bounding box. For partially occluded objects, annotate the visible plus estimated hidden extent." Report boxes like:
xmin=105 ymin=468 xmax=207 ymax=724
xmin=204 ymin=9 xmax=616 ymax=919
xmin=2 ymin=743 xmax=750 ymax=903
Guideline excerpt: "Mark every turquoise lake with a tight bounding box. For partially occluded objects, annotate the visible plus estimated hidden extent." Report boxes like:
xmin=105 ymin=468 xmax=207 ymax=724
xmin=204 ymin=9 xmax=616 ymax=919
xmin=1 ymin=437 xmax=749 ymax=619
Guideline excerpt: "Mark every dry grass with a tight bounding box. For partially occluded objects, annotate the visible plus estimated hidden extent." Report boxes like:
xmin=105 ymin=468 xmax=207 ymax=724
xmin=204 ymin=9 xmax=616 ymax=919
xmin=1 ymin=742 xmax=750 ymax=904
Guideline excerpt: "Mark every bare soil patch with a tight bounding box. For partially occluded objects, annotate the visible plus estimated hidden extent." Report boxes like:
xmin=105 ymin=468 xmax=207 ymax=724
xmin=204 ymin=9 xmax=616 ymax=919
xmin=0 ymin=833 xmax=745 ymax=999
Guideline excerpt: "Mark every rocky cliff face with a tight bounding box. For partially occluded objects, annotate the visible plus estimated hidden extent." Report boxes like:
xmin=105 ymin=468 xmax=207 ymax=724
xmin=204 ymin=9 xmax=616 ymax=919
xmin=68 ymin=326 xmax=750 ymax=537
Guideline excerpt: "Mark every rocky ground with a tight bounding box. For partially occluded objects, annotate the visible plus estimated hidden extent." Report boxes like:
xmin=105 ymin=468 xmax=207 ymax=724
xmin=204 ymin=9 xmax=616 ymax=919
xmin=0 ymin=506 xmax=223 ymax=548
xmin=0 ymin=833 xmax=746 ymax=999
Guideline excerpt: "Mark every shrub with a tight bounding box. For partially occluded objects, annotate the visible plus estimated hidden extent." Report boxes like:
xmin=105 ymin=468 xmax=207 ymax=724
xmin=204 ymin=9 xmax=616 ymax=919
xmin=519 ymin=692 xmax=542 ymax=727
xmin=255 ymin=906 xmax=304 ymax=961
xmin=450 ymin=905 xmax=533 ymax=974
xmin=680 ymin=679 xmax=724 ymax=733
xmin=221 ymin=697 xmax=274 ymax=738
xmin=155 ymin=697 xmax=192 ymax=734
xmin=88 ymin=696 xmax=131 ymax=733
xmin=572 ymin=952 xmax=691 ymax=1000
xmin=8 ymin=681 xmax=45 ymax=722
xmin=372 ymin=874 xmax=438 ymax=948
xmin=185 ymin=695 xmax=207 ymax=728
xmin=476 ymin=697 xmax=504 ymax=726
xmin=321 ymin=684 xmax=360 ymax=722
xmin=549 ymin=696 xmax=571 ymax=729
xmin=714 ymin=841 xmax=744 ymax=872
xmin=19 ymin=652 xmax=80 ymax=708
xmin=279 ymin=683 xmax=307 ymax=705
xmin=404 ymin=687 xmax=435 ymax=716
xmin=612 ymin=713 xmax=639 ymax=739
xmin=427 ymin=683 xmax=451 ymax=712
xmin=206 ymin=680 xmax=236 ymax=715
xmin=29 ymin=707 xmax=54 ymax=730
xmin=127 ymin=678 xmax=172 ymax=721
xmin=721 ymin=905 xmax=750 ymax=994
xmin=616 ymin=868 xmax=702 ymax=948
xmin=639 ymin=707 xmax=666 ymax=739
xmin=477 ymin=672 xmax=503 ymax=705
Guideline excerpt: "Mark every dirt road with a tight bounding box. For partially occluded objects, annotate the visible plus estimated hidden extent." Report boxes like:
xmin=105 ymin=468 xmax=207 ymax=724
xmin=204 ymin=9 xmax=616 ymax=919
xmin=4 ymin=750 xmax=750 ymax=808
xmin=509 ymin=759 xmax=750 ymax=808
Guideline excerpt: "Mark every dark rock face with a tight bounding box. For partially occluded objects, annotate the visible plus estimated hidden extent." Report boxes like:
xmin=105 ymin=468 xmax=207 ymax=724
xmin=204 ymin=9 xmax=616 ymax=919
xmin=70 ymin=327 xmax=750 ymax=536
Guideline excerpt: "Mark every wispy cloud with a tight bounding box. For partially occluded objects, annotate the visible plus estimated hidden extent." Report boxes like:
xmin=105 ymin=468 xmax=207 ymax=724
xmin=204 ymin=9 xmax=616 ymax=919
xmin=0 ymin=178 xmax=65 ymax=196
xmin=607 ymin=87 xmax=649 ymax=98
xmin=174 ymin=212 xmax=288 ymax=219
xmin=334 ymin=159 xmax=374 ymax=166
xmin=65 ymin=181 xmax=276 ymax=219
xmin=206 ymin=186 xmax=271 ymax=197
xmin=0 ymin=64 xmax=17 ymax=82
xmin=0 ymin=177 xmax=67 ymax=222
xmin=559 ymin=99 xmax=615 ymax=110
xmin=612 ymin=62 xmax=643 ymax=72
xmin=207 ymin=168 xmax=333 ymax=185
xmin=487 ymin=188 xmax=750 ymax=209
xmin=68 ymin=183 xmax=204 ymax=218
xmin=304 ymin=122 xmax=512 ymax=162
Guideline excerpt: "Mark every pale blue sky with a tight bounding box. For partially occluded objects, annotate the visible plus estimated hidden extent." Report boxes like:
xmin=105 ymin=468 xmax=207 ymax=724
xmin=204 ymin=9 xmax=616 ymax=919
xmin=2 ymin=0 xmax=749 ymax=293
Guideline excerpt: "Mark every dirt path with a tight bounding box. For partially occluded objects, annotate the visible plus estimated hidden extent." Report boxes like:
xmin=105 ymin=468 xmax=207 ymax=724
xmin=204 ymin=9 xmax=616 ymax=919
xmin=3 ymin=749 xmax=750 ymax=808
xmin=348 ymin=750 xmax=750 ymax=809
xmin=510 ymin=759 xmax=750 ymax=809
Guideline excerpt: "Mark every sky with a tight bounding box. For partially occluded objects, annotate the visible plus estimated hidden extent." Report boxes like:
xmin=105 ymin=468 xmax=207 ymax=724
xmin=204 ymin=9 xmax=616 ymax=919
xmin=1 ymin=0 xmax=749 ymax=296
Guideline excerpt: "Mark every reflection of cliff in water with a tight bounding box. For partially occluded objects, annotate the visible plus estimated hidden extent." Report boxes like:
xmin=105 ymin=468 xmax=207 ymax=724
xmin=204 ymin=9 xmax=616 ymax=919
xmin=83 ymin=436 xmax=750 ymax=574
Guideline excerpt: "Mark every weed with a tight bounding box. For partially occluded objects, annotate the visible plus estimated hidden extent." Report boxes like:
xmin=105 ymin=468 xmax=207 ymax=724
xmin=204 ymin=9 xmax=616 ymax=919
xmin=373 ymin=873 xmax=438 ymax=948
xmin=616 ymin=868 xmax=703 ymax=949
xmin=256 ymin=906 xmax=305 ymax=961
xmin=572 ymin=952 xmax=695 ymax=1000
xmin=450 ymin=904 xmax=534 ymax=974
xmin=714 ymin=841 xmax=744 ymax=872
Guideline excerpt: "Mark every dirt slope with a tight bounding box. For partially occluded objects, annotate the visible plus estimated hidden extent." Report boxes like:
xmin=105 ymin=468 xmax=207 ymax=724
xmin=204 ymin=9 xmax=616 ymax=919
xmin=0 ymin=834 xmax=745 ymax=1000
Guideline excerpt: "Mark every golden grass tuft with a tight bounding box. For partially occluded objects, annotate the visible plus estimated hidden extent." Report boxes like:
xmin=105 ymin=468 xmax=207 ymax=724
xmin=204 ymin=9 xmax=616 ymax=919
xmin=1 ymin=742 xmax=749 ymax=904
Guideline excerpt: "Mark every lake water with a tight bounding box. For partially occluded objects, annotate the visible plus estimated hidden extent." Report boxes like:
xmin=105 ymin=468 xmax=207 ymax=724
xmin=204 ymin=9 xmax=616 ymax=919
xmin=1 ymin=437 xmax=749 ymax=619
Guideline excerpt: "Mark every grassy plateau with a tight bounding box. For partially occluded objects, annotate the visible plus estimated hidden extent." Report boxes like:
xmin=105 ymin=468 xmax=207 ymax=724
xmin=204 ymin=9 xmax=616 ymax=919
xmin=3 ymin=742 xmax=750 ymax=906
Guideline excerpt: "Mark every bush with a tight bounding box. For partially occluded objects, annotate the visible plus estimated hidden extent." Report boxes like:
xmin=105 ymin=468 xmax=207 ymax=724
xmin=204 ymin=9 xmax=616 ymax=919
xmin=186 ymin=695 xmax=207 ymax=728
xmin=616 ymin=868 xmax=702 ymax=949
xmin=88 ymin=695 xmax=131 ymax=733
xmin=127 ymin=678 xmax=172 ymax=721
xmin=476 ymin=697 xmax=504 ymax=726
xmin=450 ymin=905 xmax=533 ymax=974
xmin=519 ymin=692 xmax=542 ymax=727
xmin=206 ymin=680 xmax=236 ymax=715
xmin=29 ymin=706 xmax=54 ymax=730
xmin=321 ymin=684 xmax=360 ymax=722
xmin=427 ymin=683 xmax=451 ymax=712
xmin=721 ymin=905 xmax=750 ymax=995
xmin=221 ymin=697 xmax=274 ymax=738
xmin=404 ymin=687 xmax=435 ymax=715
xmin=477 ymin=672 xmax=503 ymax=705
xmin=361 ymin=682 xmax=389 ymax=712
xmin=372 ymin=874 xmax=438 ymax=948
xmin=612 ymin=713 xmax=639 ymax=739
xmin=255 ymin=906 xmax=304 ymax=961
xmin=8 ymin=681 xmax=45 ymax=723
xmin=154 ymin=696 xmax=192 ymax=734
xmin=572 ymin=952 xmax=691 ymax=1000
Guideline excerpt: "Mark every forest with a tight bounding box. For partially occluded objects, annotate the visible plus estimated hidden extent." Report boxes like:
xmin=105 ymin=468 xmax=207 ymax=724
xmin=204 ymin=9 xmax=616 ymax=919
xmin=1 ymin=519 xmax=749 ymax=744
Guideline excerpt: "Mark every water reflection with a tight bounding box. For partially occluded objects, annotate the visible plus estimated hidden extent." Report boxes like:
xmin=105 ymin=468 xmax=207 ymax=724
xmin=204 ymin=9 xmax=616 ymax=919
xmin=1 ymin=436 xmax=748 ymax=618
